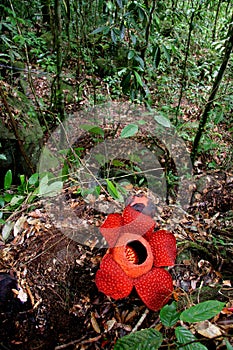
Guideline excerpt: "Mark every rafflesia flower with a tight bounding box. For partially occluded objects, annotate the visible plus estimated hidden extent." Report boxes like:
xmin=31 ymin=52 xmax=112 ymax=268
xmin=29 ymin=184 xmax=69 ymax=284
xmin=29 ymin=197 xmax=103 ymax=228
xmin=95 ymin=196 xmax=176 ymax=311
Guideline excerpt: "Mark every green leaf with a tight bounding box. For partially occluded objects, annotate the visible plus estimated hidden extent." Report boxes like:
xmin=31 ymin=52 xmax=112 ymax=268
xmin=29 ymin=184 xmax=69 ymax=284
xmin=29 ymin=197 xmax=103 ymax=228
xmin=134 ymin=70 xmax=144 ymax=87
xmin=180 ymin=301 xmax=225 ymax=323
xmin=162 ymin=44 xmax=170 ymax=64
xmin=106 ymin=179 xmax=120 ymax=199
xmin=154 ymin=114 xmax=171 ymax=128
xmin=19 ymin=174 xmax=25 ymax=186
xmin=128 ymin=50 xmax=135 ymax=60
xmin=0 ymin=154 xmax=7 ymax=160
xmin=225 ymin=339 xmax=233 ymax=350
xmin=0 ymin=197 xmax=5 ymax=207
xmin=134 ymin=55 xmax=144 ymax=69
xmin=80 ymin=124 xmax=104 ymax=136
xmin=175 ymin=326 xmax=196 ymax=343
xmin=40 ymin=181 xmax=63 ymax=197
xmin=4 ymin=169 xmax=12 ymax=190
xmin=175 ymin=326 xmax=208 ymax=350
xmin=120 ymin=124 xmax=138 ymax=138
xmin=90 ymin=26 xmax=107 ymax=35
xmin=9 ymin=195 xmax=24 ymax=207
xmin=114 ymin=328 xmax=163 ymax=350
xmin=160 ymin=302 xmax=181 ymax=327
xmin=111 ymin=28 xmax=117 ymax=44
xmin=28 ymin=173 xmax=39 ymax=186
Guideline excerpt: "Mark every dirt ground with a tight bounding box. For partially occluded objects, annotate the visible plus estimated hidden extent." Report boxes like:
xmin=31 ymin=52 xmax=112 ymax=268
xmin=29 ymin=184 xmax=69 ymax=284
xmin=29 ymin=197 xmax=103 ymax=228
xmin=0 ymin=167 xmax=233 ymax=349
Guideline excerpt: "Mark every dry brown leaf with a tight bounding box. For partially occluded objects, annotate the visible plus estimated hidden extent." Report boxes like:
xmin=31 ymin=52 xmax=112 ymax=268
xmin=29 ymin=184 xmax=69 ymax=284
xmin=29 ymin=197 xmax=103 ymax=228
xmin=194 ymin=320 xmax=222 ymax=338
xmin=91 ymin=312 xmax=101 ymax=333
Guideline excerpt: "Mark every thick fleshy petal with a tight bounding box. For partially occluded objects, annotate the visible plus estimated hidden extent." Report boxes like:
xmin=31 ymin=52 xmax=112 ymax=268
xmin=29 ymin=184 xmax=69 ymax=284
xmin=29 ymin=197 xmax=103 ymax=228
xmin=95 ymin=254 xmax=133 ymax=300
xmin=112 ymin=233 xmax=153 ymax=278
xmin=122 ymin=206 xmax=156 ymax=236
xmin=135 ymin=267 xmax=173 ymax=311
xmin=148 ymin=230 xmax=176 ymax=267
xmin=100 ymin=213 xmax=123 ymax=247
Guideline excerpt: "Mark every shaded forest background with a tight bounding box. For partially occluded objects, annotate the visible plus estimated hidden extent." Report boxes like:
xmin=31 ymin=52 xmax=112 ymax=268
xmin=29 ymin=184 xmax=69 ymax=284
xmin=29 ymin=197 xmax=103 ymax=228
xmin=0 ymin=1 xmax=233 ymax=349
xmin=0 ymin=0 xmax=232 ymax=181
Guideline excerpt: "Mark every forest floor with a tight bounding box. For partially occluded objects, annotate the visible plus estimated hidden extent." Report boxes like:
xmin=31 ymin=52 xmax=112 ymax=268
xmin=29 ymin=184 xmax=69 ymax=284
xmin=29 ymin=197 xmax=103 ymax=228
xmin=0 ymin=76 xmax=233 ymax=349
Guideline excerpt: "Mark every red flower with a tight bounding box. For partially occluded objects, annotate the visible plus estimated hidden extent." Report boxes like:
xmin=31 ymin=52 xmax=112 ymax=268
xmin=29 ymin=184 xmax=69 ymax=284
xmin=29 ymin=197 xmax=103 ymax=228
xmin=95 ymin=197 xmax=176 ymax=311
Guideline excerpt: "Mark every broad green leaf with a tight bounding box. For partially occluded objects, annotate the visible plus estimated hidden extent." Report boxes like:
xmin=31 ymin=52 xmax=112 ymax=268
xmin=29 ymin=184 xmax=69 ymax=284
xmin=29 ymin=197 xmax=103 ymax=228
xmin=175 ymin=326 xmax=208 ymax=350
xmin=3 ymin=193 xmax=13 ymax=202
xmin=226 ymin=339 xmax=233 ymax=350
xmin=160 ymin=302 xmax=181 ymax=327
xmin=180 ymin=301 xmax=225 ymax=323
xmin=80 ymin=124 xmax=104 ymax=136
xmin=154 ymin=14 xmax=160 ymax=31
xmin=4 ymin=169 xmax=12 ymax=190
xmin=128 ymin=50 xmax=135 ymax=60
xmin=90 ymin=26 xmax=107 ymax=35
xmin=134 ymin=55 xmax=144 ymax=69
xmin=120 ymin=23 xmax=125 ymax=39
xmin=162 ymin=44 xmax=171 ymax=64
xmin=114 ymin=328 xmax=163 ymax=350
xmin=106 ymin=179 xmax=119 ymax=199
xmin=0 ymin=154 xmax=7 ymax=160
xmin=10 ymin=195 xmax=24 ymax=206
xmin=111 ymin=28 xmax=117 ymax=44
xmin=134 ymin=71 xmax=144 ymax=87
xmin=154 ymin=114 xmax=171 ymax=128
xmin=120 ymin=124 xmax=138 ymax=138
xmin=28 ymin=173 xmax=39 ymax=186
xmin=112 ymin=159 xmax=125 ymax=167
xmin=39 ymin=181 xmax=63 ymax=197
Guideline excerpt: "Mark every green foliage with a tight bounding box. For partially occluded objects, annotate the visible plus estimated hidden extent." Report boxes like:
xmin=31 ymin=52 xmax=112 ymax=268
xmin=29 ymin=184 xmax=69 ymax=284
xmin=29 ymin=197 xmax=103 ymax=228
xmin=120 ymin=124 xmax=139 ymax=138
xmin=115 ymin=300 xmax=225 ymax=349
xmin=38 ymin=175 xmax=63 ymax=197
xmin=160 ymin=301 xmax=181 ymax=327
xmin=180 ymin=300 xmax=225 ymax=323
xmin=114 ymin=328 xmax=163 ymax=350
xmin=0 ymin=171 xmax=40 ymax=230
xmin=4 ymin=170 xmax=13 ymax=190
xmin=175 ymin=326 xmax=208 ymax=349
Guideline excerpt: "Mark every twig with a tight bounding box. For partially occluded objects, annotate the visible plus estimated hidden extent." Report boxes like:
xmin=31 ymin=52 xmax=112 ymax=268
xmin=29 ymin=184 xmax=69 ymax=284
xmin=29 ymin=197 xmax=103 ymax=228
xmin=132 ymin=308 xmax=149 ymax=332
xmin=54 ymin=335 xmax=102 ymax=350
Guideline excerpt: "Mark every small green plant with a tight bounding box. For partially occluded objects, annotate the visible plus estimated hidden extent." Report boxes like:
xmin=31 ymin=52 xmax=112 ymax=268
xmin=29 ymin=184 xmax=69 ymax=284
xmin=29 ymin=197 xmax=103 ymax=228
xmin=114 ymin=300 xmax=226 ymax=349
xmin=0 ymin=170 xmax=40 ymax=227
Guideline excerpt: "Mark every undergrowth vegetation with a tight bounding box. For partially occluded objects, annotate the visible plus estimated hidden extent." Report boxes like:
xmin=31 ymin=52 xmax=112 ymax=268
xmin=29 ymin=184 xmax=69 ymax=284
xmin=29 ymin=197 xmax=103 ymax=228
xmin=0 ymin=0 xmax=233 ymax=349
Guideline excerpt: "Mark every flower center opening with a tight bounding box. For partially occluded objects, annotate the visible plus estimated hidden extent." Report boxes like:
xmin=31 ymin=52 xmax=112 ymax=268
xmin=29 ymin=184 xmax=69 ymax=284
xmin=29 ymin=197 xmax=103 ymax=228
xmin=125 ymin=240 xmax=147 ymax=265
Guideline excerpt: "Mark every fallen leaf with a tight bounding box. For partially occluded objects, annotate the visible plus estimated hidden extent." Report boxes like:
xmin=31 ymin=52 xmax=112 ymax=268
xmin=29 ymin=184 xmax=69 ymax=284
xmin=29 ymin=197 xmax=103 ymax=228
xmin=195 ymin=320 xmax=222 ymax=338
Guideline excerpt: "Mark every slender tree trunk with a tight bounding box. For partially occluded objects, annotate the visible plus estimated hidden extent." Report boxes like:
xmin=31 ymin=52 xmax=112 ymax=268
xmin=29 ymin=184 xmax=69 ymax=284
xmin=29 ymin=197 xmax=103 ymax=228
xmin=141 ymin=0 xmax=156 ymax=61
xmin=191 ymin=14 xmax=233 ymax=164
xmin=54 ymin=0 xmax=64 ymax=119
xmin=212 ymin=0 xmax=222 ymax=41
xmin=175 ymin=8 xmax=196 ymax=124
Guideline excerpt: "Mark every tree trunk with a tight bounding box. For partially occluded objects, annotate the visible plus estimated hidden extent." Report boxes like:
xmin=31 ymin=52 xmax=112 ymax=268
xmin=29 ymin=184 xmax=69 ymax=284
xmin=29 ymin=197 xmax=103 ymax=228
xmin=53 ymin=0 xmax=64 ymax=119
xmin=191 ymin=14 xmax=233 ymax=164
